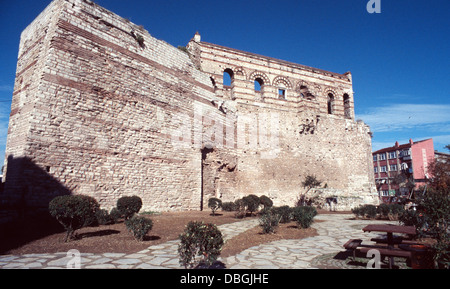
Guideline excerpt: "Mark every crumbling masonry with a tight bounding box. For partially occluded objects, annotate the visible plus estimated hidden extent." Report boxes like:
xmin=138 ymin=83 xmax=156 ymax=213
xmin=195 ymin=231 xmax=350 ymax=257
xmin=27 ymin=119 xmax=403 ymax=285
xmin=2 ymin=0 xmax=378 ymax=211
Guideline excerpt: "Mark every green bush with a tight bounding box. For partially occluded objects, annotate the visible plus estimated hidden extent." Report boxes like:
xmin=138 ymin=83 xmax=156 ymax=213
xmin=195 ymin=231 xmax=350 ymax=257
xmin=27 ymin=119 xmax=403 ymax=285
xmin=242 ymin=194 xmax=260 ymax=215
xmin=377 ymin=203 xmax=405 ymax=220
xmin=221 ymin=202 xmax=236 ymax=212
xmin=125 ymin=215 xmax=153 ymax=241
xmin=292 ymin=206 xmax=317 ymax=229
xmin=96 ymin=209 xmax=114 ymax=225
xmin=259 ymin=211 xmax=281 ymax=234
xmin=117 ymin=195 xmax=142 ymax=220
xmin=109 ymin=207 xmax=122 ymax=223
xmin=208 ymin=197 xmax=222 ymax=216
xmin=399 ymin=189 xmax=450 ymax=268
xmin=48 ymin=195 xmax=100 ymax=242
xmin=233 ymin=199 xmax=246 ymax=219
xmin=259 ymin=195 xmax=273 ymax=209
xmin=352 ymin=204 xmax=377 ymax=219
xmin=271 ymin=206 xmax=292 ymax=223
xmin=178 ymin=221 xmax=224 ymax=269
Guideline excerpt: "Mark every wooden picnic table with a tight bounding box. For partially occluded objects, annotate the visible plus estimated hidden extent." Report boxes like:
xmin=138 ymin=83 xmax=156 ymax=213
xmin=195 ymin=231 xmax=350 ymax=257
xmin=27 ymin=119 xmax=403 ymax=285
xmin=362 ymin=224 xmax=417 ymax=268
xmin=363 ymin=224 xmax=416 ymax=248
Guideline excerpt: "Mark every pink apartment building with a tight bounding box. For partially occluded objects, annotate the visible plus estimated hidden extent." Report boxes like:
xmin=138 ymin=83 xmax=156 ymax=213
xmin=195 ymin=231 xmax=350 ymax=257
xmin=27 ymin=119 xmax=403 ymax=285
xmin=372 ymin=138 xmax=435 ymax=203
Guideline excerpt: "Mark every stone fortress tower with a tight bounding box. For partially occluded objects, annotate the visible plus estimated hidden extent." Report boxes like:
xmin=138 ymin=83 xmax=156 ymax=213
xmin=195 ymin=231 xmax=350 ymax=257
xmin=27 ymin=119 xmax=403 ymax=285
xmin=2 ymin=0 xmax=378 ymax=212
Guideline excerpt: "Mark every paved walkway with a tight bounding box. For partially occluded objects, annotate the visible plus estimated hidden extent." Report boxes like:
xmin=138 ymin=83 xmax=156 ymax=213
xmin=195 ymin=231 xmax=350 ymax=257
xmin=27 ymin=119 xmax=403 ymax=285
xmin=0 ymin=214 xmax=395 ymax=269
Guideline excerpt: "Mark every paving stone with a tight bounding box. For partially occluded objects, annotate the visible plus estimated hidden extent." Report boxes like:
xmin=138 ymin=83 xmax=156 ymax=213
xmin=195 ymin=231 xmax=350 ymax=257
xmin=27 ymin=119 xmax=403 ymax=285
xmin=112 ymin=258 xmax=141 ymax=265
xmin=85 ymin=264 xmax=116 ymax=269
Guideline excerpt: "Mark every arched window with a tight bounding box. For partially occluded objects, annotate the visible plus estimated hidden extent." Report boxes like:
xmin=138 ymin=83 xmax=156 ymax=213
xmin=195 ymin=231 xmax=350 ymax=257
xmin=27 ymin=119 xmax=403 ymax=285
xmin=343 ymin=93 xmax=351 ymax=118
xmin=223 ymin=69 xmax=234 ymax=87
xmin=254 ymin=78 xmax=264 ymax=92
xmin=327 ymin=93 xmax=334 ymax=114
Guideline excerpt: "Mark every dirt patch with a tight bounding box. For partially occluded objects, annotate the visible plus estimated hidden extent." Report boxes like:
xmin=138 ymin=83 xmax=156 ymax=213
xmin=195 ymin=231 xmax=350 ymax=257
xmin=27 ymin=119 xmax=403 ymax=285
xmin=221 ymin=223 xmax=317 ymax=257
xmin=0 ymin=211 xmax=317 ymax=257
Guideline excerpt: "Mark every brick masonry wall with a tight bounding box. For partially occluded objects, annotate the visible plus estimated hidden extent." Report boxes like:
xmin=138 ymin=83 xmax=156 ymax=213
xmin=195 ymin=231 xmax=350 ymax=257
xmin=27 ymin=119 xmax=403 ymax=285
xmin=2 ymin=0 xmax=378 ymax=212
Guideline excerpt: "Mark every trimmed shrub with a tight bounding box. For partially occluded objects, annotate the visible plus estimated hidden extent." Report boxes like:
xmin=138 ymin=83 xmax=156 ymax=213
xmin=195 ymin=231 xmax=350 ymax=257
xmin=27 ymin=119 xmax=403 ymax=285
xmin=271 ymin=206 xmax=292 ymax=223
xmin=109 ymin=207 xmax=122 ymax=223
xmin=125 ymin=215 xmax=153 ymax=241
xmin=178 ymin=221 xmax=224 ymax=269
xmin=377 ymin=203 xmax=405 ymax=220
xmin=48 ymin=195 xmax=100 ymax=242
xmin=96 ymin=209 xmax=114 ymax=225
xmin=259 ymin=211 xmax=281 ymax=234
xmin=208 ymin=197 xmax=222 ymax=216
xmin=352 ymin=204 xmax=377 ymax=219
xmin=221 ymin=202 xmax=236 ymax=212
xmin=242 ymin=194 xmax=260 ymax=215
xmin=259 ymin=195 xmax=273 ymax=209
xmin=234 ymin=199 xmax=246 ymax=219
xmin=292 ymin=206 xmax=317 ymax=229
xmin=117 ymin=195 xmax=142 ymax=220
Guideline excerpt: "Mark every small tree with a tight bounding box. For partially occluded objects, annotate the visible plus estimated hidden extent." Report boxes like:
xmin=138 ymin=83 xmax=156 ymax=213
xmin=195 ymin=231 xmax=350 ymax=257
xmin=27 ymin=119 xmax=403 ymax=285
xmin=299 ymin=175 xmax=322 ymax=206
xmin=48 ymin=195 xmax=100 ymax=242
xmin=208 ymin=197 xmax=222 ymax=216
xmin=259 ymin=195 xmax=273 ymax=209
xmin=242 ymin=194 xmax=260 ymax=216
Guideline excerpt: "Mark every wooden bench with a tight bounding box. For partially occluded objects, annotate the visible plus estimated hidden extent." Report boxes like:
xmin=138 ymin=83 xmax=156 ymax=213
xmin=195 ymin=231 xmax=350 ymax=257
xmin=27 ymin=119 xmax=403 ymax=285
xmin=357 ymin=246 xmax=412 ymax=269
xmin=344 ymin=239 xmax=412 ymax=268
xmin=371 ymin=237 xmax=419 ymax=246
xmin=343 ymin=239 xmax=363 ymax=259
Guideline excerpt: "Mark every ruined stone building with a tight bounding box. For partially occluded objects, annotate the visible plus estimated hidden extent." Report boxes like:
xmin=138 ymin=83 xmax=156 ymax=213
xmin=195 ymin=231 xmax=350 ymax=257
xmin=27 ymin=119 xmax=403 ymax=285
xmin=2 ymin=0 xmax=378 ymax=212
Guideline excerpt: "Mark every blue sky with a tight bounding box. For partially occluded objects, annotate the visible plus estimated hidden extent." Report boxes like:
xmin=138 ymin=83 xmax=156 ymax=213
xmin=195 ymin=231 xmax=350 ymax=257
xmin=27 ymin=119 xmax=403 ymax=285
xmin=1 ymin=0 xmax=450 ymax=168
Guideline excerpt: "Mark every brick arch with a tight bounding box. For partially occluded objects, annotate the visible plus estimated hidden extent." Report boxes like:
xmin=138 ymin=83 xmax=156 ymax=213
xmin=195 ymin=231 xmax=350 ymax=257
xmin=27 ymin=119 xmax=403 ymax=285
xmin=248 ymin=70 xmax=270 ymax=86
xmin=273 ymin=76 xmax=292 ymax=89
xmin=232 ymin=66 xmax=247 ymax=79
xmin=324 ymin=87 xmax=338 ymax=99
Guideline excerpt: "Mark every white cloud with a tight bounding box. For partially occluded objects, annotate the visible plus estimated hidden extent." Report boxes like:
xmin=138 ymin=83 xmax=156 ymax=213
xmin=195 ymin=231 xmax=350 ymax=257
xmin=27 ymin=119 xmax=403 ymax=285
xmin=0 ymin=85 xmax=13 ymax=92
xmin=357 ymin=104 xmax=450 ymax=133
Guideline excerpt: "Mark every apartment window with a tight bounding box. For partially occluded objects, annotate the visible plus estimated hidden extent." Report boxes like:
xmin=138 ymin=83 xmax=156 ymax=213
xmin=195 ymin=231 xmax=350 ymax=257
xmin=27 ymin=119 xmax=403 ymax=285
xmin=381 ymin=190 xmax=389 ymax=197
xmin=389 ymin=164 xmax=398 ymax=171
xmin=378 ymin=153 xmax=386 ymax=160
xmin=388 ymin=151 xmax=397 ymax=159
xmin=401 ymin=149 xmax=411 ymax=157
xmin=380 ymin=166 xmax=387 ymax=172
xmin=374 ymin=166 xmax=378 ymax=173
xmin=373 ymin=155 xmax=377 ymax=161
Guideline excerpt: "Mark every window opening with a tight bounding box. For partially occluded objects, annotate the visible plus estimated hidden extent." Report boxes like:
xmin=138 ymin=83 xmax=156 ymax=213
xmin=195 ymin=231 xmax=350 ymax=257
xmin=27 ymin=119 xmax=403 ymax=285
xmin=278 ymin=88 xmax=286 ymax=99
xmin=254 ymin=78 xmax=263 ymax=92
xmin=343 ymin=93 xmax=351 ymax=118
xmin=223 ymin=69 xmax=233 ymax=87
xmin=327 ymin=93 xmax=334 ymax=114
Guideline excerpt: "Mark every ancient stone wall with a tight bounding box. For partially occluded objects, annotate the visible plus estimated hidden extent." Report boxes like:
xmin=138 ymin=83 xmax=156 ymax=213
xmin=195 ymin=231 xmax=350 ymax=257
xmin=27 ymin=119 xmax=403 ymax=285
xmin=2 ymin=0 xmax=378 ymax=212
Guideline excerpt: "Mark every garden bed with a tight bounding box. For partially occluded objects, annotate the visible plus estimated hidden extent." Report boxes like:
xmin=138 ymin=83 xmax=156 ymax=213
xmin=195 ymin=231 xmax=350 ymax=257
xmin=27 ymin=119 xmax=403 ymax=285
xmin=0 ymin=210 xmax=317 ymax=257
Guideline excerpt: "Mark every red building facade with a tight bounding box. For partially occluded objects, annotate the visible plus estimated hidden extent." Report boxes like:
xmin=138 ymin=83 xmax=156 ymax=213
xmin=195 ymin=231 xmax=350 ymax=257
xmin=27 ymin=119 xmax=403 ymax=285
xmin=372 ymin=138 xmax=435 ymax=203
